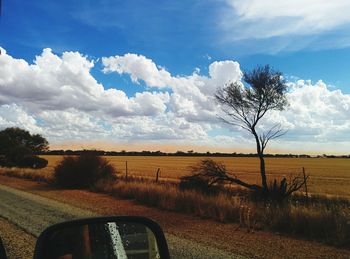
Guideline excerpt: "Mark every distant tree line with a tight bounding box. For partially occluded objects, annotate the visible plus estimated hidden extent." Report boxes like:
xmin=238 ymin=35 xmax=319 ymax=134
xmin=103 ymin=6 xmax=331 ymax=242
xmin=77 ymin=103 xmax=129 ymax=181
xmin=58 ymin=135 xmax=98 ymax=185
xmin=38 ymin=149 xmax=350 ymax=158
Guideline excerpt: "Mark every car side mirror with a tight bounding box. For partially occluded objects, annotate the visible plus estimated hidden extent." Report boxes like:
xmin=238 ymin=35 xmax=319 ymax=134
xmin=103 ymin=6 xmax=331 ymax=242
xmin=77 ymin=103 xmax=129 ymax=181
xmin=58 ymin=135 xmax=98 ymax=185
xmin=0 ymin=237 xmax=7 ymax=259
xmin=33 ymin=216 xmax=170 ymax=259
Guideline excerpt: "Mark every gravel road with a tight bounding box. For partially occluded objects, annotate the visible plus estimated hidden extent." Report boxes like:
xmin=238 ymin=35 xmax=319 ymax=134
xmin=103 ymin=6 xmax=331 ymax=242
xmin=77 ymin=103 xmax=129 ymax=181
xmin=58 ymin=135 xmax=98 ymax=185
xmin=0 ymin=184 xmax=244 ymax=258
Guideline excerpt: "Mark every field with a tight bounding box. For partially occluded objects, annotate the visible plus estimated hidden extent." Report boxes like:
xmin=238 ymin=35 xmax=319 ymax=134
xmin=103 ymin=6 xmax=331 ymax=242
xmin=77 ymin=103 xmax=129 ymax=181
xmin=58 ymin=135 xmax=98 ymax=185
xmin=1 ymin=155 xmax=350 ymax=248
xmin=36 ymin=155 xmax=350 ymax=197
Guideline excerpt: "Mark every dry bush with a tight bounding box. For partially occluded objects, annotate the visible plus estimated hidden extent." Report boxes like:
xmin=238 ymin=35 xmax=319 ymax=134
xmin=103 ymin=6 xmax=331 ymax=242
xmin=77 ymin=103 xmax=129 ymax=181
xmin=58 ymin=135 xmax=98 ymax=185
xmin=181 ymin=159 xmax=310 ymax=204
xmin=179 ymin=159 xmax=227 ymax=194
xmin=53 ymin=152 xmax=117 ymax=189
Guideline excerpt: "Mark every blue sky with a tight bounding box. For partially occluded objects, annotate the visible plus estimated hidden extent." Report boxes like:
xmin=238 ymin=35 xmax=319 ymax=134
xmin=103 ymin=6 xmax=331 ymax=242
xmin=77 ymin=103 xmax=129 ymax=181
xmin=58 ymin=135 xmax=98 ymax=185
xmin=0 ymin=0 xmax=350 ymax=153
xmin=2 ymin=0 xmax=350 ymax=92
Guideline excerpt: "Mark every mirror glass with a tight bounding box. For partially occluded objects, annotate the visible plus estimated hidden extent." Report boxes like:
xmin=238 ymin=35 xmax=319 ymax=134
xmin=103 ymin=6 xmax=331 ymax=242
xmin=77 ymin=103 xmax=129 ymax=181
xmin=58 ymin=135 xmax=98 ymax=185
xmin=43 ymin=221 xmax=161 ymax=259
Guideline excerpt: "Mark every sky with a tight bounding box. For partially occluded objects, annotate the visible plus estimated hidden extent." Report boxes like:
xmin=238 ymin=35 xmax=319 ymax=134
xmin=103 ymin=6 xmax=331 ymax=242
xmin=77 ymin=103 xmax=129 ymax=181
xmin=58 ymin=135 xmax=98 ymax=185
xmin=0 ymin=0 xmax=349 ymax=154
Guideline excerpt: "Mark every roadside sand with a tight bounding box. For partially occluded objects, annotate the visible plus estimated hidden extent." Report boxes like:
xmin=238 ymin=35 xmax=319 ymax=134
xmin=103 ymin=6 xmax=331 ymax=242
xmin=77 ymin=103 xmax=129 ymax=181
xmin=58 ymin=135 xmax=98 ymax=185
xmin=0 ymin=218 xmax=35 ymax=259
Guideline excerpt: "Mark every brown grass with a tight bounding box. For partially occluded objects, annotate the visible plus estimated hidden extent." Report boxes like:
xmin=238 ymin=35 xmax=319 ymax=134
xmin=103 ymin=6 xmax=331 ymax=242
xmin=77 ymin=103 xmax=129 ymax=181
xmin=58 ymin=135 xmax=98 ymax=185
xmin=94 ymin=178 xmax=350 ymax=248
xmin=94 ymin=178 xmax=243 ymax=222
xmin=0 ymin=167 xmax=52 ymax=182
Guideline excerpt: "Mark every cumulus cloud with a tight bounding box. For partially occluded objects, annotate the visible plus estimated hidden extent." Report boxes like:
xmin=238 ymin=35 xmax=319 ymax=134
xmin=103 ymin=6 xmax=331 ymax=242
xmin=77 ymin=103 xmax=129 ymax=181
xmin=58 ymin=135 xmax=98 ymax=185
xmin=0 ymin=104 xmax=42 ymax=133
xmin=254 ymin=79 xmax=350 ymax=149
xmin=1 ymin=47 xmax=350 ymax=153
xmin=102 ymin=53 xmax=242 ymax=122
xmin=282 ymin=80 xmax=350 ymax=142
xmin=102 ymin=54 xmax=174 ymax=88
xmin=111 ymin=114 xmax=209 ymax=141
xmin=101 ymin=52 xmax=350 ymax=152
xmin=0 ymin=48 xmax=225 ymax=144
xmin=0 ymin=47 xmax=168 ymax=117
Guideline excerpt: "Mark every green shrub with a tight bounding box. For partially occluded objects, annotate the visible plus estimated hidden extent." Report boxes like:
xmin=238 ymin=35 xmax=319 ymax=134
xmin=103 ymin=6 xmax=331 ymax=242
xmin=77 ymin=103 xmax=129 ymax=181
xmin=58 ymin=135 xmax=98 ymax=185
xmin=53 ymin=152 xmax=117 ymax=189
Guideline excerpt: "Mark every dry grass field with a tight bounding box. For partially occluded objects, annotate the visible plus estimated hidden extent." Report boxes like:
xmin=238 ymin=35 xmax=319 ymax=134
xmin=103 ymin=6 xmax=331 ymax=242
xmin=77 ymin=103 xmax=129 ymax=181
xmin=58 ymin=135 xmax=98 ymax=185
xmin=1 ymin=155 xmax=349 ymax=248
xmin=35 ymin=155 xmax=350 ymax=197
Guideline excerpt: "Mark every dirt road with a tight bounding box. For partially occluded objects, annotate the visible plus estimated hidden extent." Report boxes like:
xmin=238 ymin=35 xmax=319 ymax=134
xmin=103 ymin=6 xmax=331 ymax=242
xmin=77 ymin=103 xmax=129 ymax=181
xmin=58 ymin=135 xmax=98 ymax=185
xmin=0 ymin=183 xmax=244 ymax=259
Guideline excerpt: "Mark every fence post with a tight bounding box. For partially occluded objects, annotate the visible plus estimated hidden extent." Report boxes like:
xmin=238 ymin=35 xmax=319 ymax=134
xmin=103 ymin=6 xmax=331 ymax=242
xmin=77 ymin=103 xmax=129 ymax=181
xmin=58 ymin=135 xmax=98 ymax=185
xmin=155 ymin=168 xmax=160 ymax=183
xmin=125 ymin=161 xmax=128 ymax=181
xmin=302 ymin=167 xmax=308 ymax=198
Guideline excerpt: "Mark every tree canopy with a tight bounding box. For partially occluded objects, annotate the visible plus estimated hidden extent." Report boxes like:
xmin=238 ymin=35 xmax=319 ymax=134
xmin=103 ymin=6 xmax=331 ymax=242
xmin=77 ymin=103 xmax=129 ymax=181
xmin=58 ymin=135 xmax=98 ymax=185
xmin=215 ymin=65 xmax=288 ymax=134
xmin=0 ymin=127 xmax=48 ymax=168
xmin=0 ymin=127 xmax=48 ymax=154
xmin=215 ymin=65 xmax=307 ymax=200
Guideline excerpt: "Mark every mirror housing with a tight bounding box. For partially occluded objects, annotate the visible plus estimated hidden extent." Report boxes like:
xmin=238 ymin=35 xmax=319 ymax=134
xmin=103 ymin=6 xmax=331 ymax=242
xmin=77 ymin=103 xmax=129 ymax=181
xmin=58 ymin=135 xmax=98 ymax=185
xmin=0 ymin=237 xmax=7 ymax=259
xmin=34 ymin=216 xmax=170 ymax=259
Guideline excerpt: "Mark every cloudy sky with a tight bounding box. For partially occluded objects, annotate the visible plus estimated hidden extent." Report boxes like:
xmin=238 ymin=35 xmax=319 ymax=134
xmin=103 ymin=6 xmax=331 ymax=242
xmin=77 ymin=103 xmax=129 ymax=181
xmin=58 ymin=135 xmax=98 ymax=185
xmin=0 ymin=0 xmax=349 ymax=154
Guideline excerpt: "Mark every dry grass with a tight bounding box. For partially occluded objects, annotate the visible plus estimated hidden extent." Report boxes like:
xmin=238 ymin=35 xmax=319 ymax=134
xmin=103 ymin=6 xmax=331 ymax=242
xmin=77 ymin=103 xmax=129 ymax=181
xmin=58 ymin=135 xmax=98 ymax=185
xmin=95 ymin=178 xmax=350 ymax=248
xmin=94 ymin=178 xmax=243 ymax=222
xmin=1 ymin=155 xmax=350 ymax=197
xmin=38 ymin=155 xmax=350 ymax=197
xmin=0 ymin=167 xmax=52 ymax=182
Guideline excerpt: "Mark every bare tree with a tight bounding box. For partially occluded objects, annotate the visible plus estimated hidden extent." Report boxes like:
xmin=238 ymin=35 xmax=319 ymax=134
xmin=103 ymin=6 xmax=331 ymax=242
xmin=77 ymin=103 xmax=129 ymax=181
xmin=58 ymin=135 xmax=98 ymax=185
xmin=215 ymin=65 xmax=288 ymax=194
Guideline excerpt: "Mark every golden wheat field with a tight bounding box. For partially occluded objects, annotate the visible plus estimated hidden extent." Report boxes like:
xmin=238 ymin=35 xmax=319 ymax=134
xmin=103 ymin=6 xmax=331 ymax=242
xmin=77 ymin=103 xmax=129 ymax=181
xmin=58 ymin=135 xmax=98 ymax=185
xmin=36 ymin=155 xmax=350 ymax=197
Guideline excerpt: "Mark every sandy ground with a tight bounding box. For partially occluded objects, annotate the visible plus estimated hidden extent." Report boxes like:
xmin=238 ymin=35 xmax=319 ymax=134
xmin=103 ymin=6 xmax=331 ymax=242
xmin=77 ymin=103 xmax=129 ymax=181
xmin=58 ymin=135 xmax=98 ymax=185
xmin=0 ymin=218 xmax=35 ymax=259
xmin=0 ymin=175 xmax=349 ymax=259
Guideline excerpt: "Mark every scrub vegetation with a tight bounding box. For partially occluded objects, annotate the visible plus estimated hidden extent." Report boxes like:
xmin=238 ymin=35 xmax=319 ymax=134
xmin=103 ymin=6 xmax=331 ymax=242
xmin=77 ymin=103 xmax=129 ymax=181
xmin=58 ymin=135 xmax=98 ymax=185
xmin=94 ymin=177 xmax=350 ymax=248
xmin=53 ymin=152 xmax=117 ymax=188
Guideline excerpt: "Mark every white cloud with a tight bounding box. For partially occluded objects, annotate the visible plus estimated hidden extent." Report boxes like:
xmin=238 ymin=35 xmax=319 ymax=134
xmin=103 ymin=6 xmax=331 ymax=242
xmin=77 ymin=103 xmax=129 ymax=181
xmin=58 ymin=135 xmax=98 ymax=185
xmin=102 ymin=53 xmax=174 ymax=88
xmin=101 ymin=51 xmax=350 ymax=153
xmin=1 ymin=47 xmax=350 ymax=153
xmin=131 ymin=92 xmax=169 ymax=116
xmin=281 ymin=80 xmax=350 ymax=142
xmin=0 ymin=48 xmax=219 ymax=144
xmin=0 ymin=48 xmax=168 ymax=117
xmin=0 ymin=104 xmax=43 ymax=133
xmin=255 ymin=80 xmax=350 ymax=148
xmin=111 ymin=113 xmax=209 ymax=141
xmin=102 ymin=53 xmax=242 ymax=122
xmin=223 ymin=0 xmax=350 ymax=40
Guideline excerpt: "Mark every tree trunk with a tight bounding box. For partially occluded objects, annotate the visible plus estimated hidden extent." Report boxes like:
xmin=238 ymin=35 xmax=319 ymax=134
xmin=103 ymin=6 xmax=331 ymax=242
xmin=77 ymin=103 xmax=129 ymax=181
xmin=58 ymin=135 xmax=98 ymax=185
xmin=252 ymin=129 xmax=268 ymax=192
xmin=258 ymin=153 xmax=268 ymax=192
